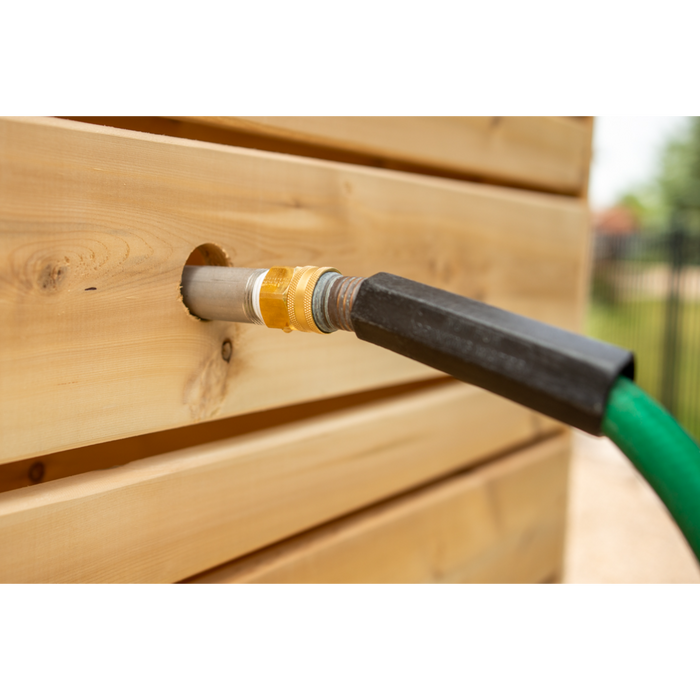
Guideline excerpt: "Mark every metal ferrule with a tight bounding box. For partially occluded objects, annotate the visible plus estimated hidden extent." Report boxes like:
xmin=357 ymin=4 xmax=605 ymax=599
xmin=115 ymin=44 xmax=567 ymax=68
xmin=317 ymin=275 xmax=365 ymax=332
xmin=311 ymin=271 xmax=342 ymax=333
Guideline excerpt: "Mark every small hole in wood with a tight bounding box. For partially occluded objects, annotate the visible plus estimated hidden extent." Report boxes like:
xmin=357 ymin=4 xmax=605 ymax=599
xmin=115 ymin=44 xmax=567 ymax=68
xmin=28 ymin=462 xmax=45 ymax=484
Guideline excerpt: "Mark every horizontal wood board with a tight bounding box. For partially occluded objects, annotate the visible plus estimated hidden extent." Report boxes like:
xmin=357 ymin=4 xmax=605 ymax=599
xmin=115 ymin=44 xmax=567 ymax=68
xmin=177 ymin=117 xmax=592 ymax=196
xmin=0 ymin=117 xmax=589 ymax=462
xmin=188 ymin=433 xmax=570 ymax=584
xmin=0 ymin=378 xmax=458 ymax=493
xmin=0 ymin=382 xmax=562 ymax=583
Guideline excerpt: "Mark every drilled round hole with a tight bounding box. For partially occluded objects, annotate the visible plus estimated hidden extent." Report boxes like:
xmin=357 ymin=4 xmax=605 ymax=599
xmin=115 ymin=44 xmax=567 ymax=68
xmin=181 ymin=243 xmax=232 ymax=320
xmin=28 ymin=461 xmax=45 ymax=484
xmin=185 ymin=243 xmax=231 ymax=268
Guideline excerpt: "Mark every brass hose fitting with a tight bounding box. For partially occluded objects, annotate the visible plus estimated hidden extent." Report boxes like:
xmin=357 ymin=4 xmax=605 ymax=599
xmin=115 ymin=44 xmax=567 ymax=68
xmin=288 ymin=266 xmax=340 ymax=333
xmin=258 ymin=266 xmax=295 ymax=332
xmin=259 ymin=266 xmax=341 ymax=333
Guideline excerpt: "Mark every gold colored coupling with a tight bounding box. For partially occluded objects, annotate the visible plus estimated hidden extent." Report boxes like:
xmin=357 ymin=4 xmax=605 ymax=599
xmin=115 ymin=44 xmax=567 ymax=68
xmin=259 ymin=266 xmax=340 ymax=333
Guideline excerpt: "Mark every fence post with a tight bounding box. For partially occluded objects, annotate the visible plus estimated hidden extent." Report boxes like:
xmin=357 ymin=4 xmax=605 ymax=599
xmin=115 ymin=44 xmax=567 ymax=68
xmin=659 ymin=215 xmax=686 ymax=415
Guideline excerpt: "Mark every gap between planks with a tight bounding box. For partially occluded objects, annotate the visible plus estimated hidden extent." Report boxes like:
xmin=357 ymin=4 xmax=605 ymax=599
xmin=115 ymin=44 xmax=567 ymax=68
xmin=0 ymin=377 xmax=455 ymax=493
xmin=62 ymin=116 xmax=593 ymax=197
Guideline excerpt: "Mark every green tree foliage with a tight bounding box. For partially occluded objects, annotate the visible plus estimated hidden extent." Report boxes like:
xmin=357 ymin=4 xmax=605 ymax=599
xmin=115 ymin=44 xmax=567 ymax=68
xmin=658 ymin=117 xmax=700 ymax=232
xmin=636 ymin=114 xmax=700 ymax=235
xmin=618 ymin=191 xmax=651 ymax=222
xmin=621 ymin=118 xmax=700 ymax=234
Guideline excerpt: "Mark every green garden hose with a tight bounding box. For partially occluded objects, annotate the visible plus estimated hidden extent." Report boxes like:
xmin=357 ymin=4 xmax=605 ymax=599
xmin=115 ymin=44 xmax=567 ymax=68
xmin=603 ymin=376 xmax=700 ymax=561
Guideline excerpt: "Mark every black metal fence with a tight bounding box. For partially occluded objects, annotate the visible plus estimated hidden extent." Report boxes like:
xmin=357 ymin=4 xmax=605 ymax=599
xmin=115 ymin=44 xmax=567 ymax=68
xmin=590 ymin=225 xmax=700 ymax=441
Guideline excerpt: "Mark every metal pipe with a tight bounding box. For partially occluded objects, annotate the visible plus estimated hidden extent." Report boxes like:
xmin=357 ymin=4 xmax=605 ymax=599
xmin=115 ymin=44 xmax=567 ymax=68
xmin=181 ymin=265 xmax=267 ymax=323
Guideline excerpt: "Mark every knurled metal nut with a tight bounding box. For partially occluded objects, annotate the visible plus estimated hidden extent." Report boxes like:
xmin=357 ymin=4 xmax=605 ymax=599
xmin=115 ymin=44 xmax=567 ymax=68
xmin=288 ymin=266 xmax=339 ymax=333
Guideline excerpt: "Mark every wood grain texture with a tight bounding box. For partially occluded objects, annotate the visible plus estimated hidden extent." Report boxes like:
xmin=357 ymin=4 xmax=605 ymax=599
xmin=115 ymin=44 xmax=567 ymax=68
xmin=0 ymin=117 xmax=588 ymax=463
xmin=177 ymin=117 xmax=592 ymax=196
xmin=0 ymin=382 xmax=563 ymax=583
xmin=0 ymin=378 xmax=455 ymax=493
xmin=187 ymin=433 xmax=571 ymax=583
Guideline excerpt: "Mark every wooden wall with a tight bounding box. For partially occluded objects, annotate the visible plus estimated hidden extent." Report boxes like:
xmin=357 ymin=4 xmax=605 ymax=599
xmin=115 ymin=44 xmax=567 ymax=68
xmin=0 ymin=116 xmax=593 ymax=583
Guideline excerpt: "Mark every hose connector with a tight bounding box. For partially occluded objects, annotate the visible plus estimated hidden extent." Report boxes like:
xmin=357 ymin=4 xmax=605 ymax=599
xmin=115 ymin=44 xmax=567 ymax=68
xmin=181 ymin=264 xmax=364 ymax=333
xmin=260 ymin=266 xmax=340 ymax=333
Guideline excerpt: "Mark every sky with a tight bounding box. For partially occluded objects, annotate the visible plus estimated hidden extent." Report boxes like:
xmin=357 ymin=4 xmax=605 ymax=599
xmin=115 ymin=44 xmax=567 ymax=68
xmin=589 ymin=116 xmax=689 ymax=210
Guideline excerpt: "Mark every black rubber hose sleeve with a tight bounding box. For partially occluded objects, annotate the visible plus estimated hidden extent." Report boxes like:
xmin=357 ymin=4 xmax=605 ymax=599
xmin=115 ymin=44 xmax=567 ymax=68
xmin=350 ymin=273 xmax=634 ymax=435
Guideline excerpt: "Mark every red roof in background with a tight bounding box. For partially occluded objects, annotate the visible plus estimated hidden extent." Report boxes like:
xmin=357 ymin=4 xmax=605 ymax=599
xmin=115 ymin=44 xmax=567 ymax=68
xmin=593 ymin=206 xmax=639 ymax=236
